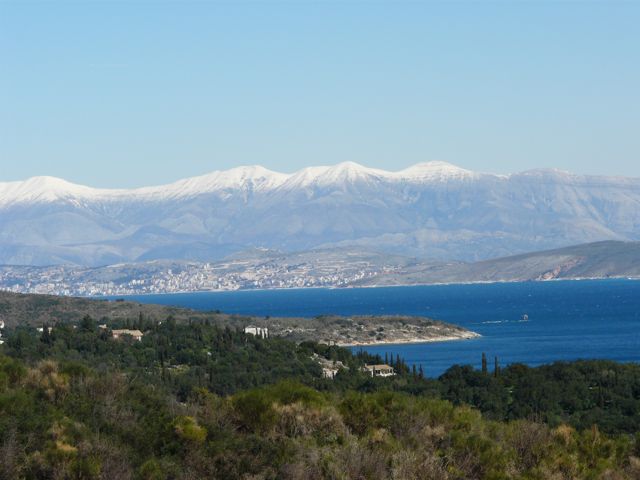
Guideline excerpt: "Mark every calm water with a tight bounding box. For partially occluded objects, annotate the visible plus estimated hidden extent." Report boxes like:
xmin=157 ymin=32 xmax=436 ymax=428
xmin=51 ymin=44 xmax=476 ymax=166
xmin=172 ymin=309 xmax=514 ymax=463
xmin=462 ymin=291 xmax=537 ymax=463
xmin=117 ymin=279 xmax=640 ymax=377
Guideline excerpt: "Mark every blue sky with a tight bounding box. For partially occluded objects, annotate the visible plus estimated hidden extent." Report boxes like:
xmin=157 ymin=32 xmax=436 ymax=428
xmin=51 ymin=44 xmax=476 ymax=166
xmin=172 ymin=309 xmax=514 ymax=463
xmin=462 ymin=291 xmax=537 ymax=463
xmin=1 ymin=1 xmax=639 ymax=187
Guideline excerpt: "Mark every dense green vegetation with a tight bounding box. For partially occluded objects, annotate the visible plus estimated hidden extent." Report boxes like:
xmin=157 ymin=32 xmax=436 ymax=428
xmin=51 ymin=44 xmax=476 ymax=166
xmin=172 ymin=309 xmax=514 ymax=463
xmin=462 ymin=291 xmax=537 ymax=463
xmin=3 ymin=315 xmax=329 ymax=397
xmin=2 ymin=316 xmax=640 ymax=478
xmin=440 ymin=361 xmax=640 ymax=434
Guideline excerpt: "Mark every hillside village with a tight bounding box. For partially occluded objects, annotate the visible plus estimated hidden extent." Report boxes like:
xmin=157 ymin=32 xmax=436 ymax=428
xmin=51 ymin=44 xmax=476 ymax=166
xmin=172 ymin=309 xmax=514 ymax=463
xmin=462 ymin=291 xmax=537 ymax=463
xmin=0 ymin=249 xmax=409 ymax=297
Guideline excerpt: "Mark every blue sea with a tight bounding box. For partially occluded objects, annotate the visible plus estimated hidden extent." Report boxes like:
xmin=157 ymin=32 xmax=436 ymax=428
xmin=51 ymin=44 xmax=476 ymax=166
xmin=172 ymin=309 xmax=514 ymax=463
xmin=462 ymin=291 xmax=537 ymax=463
xmin=115 ymin=279 xmax=640 ymax=377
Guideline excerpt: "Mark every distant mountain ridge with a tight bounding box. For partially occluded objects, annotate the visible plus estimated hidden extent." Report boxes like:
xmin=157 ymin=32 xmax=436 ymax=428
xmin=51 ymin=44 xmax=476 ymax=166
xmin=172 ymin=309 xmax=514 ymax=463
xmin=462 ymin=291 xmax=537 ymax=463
xmin=1 ymin=162 xmax=639 ymax=266
xmin=356 ymin=240 xmax=640 ymax=287
xmin=0 ymin=161 xmax=479 ymax=207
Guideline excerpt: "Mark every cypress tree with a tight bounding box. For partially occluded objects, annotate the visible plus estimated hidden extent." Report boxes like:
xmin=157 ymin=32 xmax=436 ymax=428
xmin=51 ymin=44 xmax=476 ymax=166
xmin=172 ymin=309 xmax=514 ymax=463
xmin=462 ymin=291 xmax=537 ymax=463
xmin=80 ymin=315 xmax=95 ymax=332
xmin=160 ymin=352 xmax=167 ymax=382
xmin=482 ymin=352 xmax=488 ymax=374
xmin=40 ymin=323 xmax=51 ymax=345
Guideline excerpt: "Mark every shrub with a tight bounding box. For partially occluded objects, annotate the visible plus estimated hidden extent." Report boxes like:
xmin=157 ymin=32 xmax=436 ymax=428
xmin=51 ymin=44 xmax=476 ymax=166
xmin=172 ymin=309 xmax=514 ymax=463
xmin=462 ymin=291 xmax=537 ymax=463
xmin=173 ymin=416 xmax=207 ymax=444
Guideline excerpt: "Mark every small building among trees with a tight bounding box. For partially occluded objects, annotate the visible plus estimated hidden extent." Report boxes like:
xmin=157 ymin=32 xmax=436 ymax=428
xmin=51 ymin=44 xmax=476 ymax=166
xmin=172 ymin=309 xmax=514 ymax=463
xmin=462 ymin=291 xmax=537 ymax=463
xmin=244 ymin=326 xmax=268 ymax=339
xmin=112 ymin=329 xmax=144 ymax=341
xmin=363 ymin=364 xmax=396 ymax=377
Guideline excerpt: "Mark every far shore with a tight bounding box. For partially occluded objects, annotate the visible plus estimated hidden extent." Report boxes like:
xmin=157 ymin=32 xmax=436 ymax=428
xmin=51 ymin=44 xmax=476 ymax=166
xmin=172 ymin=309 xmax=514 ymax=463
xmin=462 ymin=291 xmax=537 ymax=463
xmin=89 ymin=275 xmax=640 ymax=300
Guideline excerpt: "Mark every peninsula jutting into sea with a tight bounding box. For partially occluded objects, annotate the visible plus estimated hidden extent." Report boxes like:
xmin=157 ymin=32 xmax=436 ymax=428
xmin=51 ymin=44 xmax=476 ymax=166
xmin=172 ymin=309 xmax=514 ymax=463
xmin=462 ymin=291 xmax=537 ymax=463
xmin=0 ymin=290 xmax=480 ymax=347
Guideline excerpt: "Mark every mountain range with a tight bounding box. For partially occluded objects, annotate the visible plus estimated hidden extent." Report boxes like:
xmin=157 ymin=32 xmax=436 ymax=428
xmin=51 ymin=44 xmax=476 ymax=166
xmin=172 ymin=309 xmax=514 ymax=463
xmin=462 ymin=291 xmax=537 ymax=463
xmin=1 ymin=161 xmax=639 ymax=266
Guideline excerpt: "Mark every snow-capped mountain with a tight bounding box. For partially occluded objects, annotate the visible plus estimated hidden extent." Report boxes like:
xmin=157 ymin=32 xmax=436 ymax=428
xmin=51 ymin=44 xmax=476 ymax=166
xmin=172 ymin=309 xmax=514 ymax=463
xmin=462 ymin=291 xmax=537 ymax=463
xmin=1 ymin=161 xmax=639 ymax=266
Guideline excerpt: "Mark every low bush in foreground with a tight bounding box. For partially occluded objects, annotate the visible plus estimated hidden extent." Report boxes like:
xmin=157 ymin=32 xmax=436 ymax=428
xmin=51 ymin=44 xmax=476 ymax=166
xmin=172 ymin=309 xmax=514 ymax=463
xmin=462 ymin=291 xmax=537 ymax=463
xmin=1 ymin=355 xmax=640 ymax=479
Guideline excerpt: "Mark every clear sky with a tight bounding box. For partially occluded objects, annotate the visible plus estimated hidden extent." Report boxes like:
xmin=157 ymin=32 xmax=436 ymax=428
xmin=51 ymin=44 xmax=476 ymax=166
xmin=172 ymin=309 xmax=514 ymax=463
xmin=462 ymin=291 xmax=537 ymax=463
xmin=1 ymin=1 xmax=639 ymax=187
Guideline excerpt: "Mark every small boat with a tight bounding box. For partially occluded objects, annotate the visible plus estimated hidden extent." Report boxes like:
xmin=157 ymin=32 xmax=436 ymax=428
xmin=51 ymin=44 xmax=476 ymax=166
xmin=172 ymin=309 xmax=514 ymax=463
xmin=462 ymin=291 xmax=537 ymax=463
xmin=521 ymin=314 xmax=529 ymax=321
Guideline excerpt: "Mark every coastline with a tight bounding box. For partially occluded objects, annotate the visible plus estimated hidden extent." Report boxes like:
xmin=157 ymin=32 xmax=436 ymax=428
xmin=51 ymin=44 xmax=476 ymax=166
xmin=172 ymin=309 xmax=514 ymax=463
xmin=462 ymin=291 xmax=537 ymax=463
xmin=352 ymin=275 xmax=640 ymax=290
xmin=337 ymin=331 xmax=481 ymax=348
xmin=96 ymin=275 xmax=640 ymax=300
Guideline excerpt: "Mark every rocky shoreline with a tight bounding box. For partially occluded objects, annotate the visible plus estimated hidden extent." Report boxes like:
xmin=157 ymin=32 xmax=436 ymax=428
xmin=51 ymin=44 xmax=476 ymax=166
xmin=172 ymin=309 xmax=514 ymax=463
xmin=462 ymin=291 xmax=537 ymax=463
xmin=337 ymin=330 xmax=481 ymax=347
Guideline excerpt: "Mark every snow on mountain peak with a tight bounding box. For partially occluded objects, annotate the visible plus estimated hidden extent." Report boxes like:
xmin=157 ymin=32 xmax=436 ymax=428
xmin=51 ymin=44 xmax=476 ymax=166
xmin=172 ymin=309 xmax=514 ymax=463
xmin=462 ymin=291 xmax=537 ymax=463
xmin=396 ymin=161 xmax=477 ymax=182
xmin=282 ymin=161 xmax=391 ymax=189
xmin=218 ymin=165 xmax=286 ymax=184
xmin=0 ymin=161 xmax=488 ymax=206
xmin=0 ymin=176 xmax=106 ymax=205
xmin=318 ymin=162 xmax=388 ymax=183
xmin=151 ymin=165 xmax=289 ymax=199
xmin=23 ymin=176 xmax=83 ymax=192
